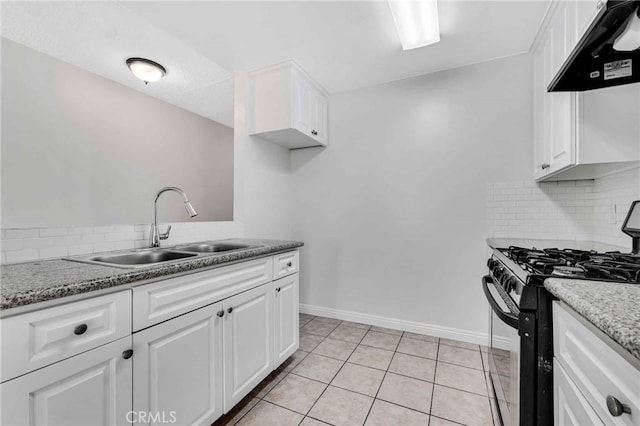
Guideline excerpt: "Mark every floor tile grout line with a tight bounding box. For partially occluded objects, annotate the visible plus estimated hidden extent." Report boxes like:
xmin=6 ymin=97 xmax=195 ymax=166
xmin=299 ymin=320 xmax=353 ymax=422
xmin=373 ymin=396 xmax=433 ymax=417
xmin=434 ymin=358 xmax=485 ymax=371
xmin=363 ymin=328 xmax=414 ymax=425
xmin=427 ymin=340 xmax=440 ymax=425
xmin=305 ymin=318 xmax=374 ymax=425
xmin=298 ymin=315 xmax=486 ymax=425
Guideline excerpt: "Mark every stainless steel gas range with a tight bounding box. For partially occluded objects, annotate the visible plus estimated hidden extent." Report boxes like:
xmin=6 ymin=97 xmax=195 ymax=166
xmin=483 ymin=212 xmax=640 ymax=426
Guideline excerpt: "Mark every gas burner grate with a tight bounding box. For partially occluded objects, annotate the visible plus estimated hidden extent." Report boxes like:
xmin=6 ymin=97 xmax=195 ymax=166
xmin=502 ymin=246 xmax=640 ymax=284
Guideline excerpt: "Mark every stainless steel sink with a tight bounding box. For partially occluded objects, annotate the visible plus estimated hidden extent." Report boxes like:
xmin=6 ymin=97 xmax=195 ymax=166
xmin=175 ymin=243 xmax=253 ymax=253
xmin=87 ymin=250 xmax=197 ymax=267
xmin=65 ymin=241 xmax=257 ymax=269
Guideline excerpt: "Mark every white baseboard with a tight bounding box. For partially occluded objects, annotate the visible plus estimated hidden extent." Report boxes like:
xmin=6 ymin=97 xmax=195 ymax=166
xmin=299 ymin=303 xmax=512 ymax=350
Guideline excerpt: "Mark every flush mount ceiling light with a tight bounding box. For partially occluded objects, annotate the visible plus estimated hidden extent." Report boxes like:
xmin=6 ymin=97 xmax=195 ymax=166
xmin=388 ymin=0 xmax=440 ymax=50
xmin=126 ymin=57 xmax=166 ymax=84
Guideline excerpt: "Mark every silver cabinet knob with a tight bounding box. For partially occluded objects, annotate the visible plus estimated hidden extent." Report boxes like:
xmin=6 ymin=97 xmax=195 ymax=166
xmin=216 ymin=310 xmax=224 ymax=318
xmin=227 ymin=307 xmax=233 ymax=314
xmin=606 ymin=395 xmax=631 ymax=417
xmin=276 ymin=287 xmax=281 ymax=293
xmin=311 ymin=130 xmax=318 ymax=136
xmin=541 ymin=163 xmax=550 ymax=170
xmin=286 ymin=262 xmax=293 ymax=267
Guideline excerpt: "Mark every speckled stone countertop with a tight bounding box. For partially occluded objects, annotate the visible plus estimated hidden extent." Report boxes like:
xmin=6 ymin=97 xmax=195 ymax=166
xmin=545 ymin=278 xmax=640 ymax=362
xmin=0 ymin=238 xmax=303 ymax=312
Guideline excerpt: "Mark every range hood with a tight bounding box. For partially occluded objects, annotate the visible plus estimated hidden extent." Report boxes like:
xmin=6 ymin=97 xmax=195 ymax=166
xmin=548 ymin=0 xmax=640 ymax=92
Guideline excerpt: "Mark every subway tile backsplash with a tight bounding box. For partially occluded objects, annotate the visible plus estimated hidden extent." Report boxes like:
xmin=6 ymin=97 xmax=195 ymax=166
xmin=0 ymin=221 xmax=244 ymax=264
xmin=487 ymin=167 xmax=640 ymax=250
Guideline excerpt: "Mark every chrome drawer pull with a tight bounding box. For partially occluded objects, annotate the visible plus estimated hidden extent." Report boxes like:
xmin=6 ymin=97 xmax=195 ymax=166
xmin=606 ymin=395 xmax=631 ymax=417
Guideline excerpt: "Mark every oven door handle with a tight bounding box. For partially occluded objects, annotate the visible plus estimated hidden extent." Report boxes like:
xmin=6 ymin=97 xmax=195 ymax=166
xmin=482 ymin=275 xmax=519 ymax=329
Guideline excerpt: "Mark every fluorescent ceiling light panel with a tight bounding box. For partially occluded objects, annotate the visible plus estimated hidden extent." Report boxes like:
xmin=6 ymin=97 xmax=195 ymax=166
xmin=388 ymin=0 xmax=440 ymax=50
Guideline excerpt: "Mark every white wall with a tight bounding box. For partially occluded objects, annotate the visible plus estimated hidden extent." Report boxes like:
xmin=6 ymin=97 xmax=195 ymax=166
xmin=1 ymin=39 xmax=234 ymax=228
xmin=233 ymin=72 xmax=293 ymax=240
xmin=290 ymin=54 xmax=534 ymax=337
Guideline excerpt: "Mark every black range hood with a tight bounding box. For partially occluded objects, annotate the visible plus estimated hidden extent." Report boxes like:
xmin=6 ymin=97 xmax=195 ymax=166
xmin=548 ymin=0 xmax=640 ymax=92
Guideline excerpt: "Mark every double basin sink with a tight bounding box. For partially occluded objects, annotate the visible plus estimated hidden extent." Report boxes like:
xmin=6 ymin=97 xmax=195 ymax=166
xmin=70 ymin=242 xmax=258 ymax=269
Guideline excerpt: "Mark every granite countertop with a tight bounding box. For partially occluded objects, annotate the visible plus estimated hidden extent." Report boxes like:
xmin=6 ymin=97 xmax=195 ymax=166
xmin=544 ymin=278 xmax=640 ymax=362
xmin=487 ymin=237 xmax=630 ymax=253
xmin=0 ymin=238 xmax=303 ymax=312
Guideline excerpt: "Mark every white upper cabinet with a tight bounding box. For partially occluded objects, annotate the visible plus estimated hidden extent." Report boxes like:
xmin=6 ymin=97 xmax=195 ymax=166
xmin=249 ymin=60 xmax=329 ymax=149
xmin=531 ymin=0 xmax=640 ymax=181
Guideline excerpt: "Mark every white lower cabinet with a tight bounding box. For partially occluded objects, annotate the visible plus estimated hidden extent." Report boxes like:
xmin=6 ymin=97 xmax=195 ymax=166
xmin=553 ymin=302 xmax=640 ymax=425
xmin=222 ymin=283 xmax=273 ymax=412
xmin=0 ymin=250 xmax=300 ymax=426
xmin=273 ymin=274 xmax=299 ymax=365
xmin=133 ymin=302 xmax=224 ymax=426
xmin=554 ymin=359 xmax=604 ymax=426
xmin=1 ymin=336 xmax=133 ymax=426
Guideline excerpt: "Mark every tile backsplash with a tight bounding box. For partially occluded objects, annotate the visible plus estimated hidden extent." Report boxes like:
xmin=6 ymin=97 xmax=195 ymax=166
xmin=487 ymin=167 xmax=640 ymax=249
xmin=0 ymin=221 xmax=243 ymax=264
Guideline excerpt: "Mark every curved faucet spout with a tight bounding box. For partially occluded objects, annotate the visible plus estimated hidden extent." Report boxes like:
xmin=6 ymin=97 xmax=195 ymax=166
xmin=149 ymin=187 xmax=198 ymax=248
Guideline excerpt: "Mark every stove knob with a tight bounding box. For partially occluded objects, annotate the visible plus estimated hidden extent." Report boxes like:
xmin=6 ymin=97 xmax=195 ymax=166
xmin=500 ymin=273 xmax=510 ymax=287
xmin=487 ymin=259 xmax=498 ymax=270
xmin=504 ymin=277 xmax=516 ymax=293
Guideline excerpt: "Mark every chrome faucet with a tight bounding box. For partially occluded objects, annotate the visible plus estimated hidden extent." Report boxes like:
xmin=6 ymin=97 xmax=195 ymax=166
xmin=149 ymin=187 xmax=198 ymax=248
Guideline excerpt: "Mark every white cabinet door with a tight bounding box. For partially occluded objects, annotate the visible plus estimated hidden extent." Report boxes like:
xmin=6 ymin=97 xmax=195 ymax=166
xmin=310 ymin=90 xmax=328 ymax=146
xmin=546 ymin=1 xmax=576 ymax=174
xmin=273 ymin=274 xmax=299 ymax=365
xmin=554 ymin=359 xmax=604 ymax=426
xmin=223 ymin=283 xmax=273 ymax=412
xmin=133 ymin=302 xmax=223 ymax=426
xmin=1 ymin=336 xmax=133 ymax=426
xmin=249 ymin=60 xmax=328 ymax=149
xmin=293 ymin=76 xmax=312 ymax=137
xmin=533 ymin=34 xmax=549 ymax=178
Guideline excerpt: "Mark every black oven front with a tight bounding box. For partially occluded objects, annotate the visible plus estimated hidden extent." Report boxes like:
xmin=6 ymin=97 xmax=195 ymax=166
xmin=483 ymin=259 xmax=554 ymax=426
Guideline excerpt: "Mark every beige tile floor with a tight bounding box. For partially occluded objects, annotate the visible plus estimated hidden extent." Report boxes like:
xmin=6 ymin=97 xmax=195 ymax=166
xmin=214 ymin=314 xmax=498 ymax=426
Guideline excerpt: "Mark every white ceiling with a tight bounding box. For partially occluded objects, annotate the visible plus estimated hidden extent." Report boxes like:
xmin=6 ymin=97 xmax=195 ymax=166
xmin=1 ymin=0 xmax=550 ymax=128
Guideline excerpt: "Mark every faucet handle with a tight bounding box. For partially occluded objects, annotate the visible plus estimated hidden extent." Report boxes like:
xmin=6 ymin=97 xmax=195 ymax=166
xmin=159 ymin=225 xmax=172 ymax=240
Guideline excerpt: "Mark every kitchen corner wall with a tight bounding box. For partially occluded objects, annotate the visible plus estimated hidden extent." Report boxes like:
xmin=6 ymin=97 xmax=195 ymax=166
xmin=290 ymin=53 xmax=534 ymax=339
xmin=486 ymin=166 xmax=640 ymax=249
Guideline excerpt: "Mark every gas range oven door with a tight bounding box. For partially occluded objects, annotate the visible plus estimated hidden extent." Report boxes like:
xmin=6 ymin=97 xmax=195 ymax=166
xmin=482 ymin=275 xmax=520 ymax=426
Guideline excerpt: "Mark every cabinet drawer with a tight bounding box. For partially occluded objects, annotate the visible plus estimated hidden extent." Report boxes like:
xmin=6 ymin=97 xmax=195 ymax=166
xmin=133 ymin=257 xmax=273 ymax=331
xmin=1 ymin=290 xmax=131 ymax=382
xmin=554 ymin=359 xmax=604 ymax=425
xmin=273 ymin=251 xmax=299 ymax=279
xmin=553 ymin=302 xmax=640 ymax=425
